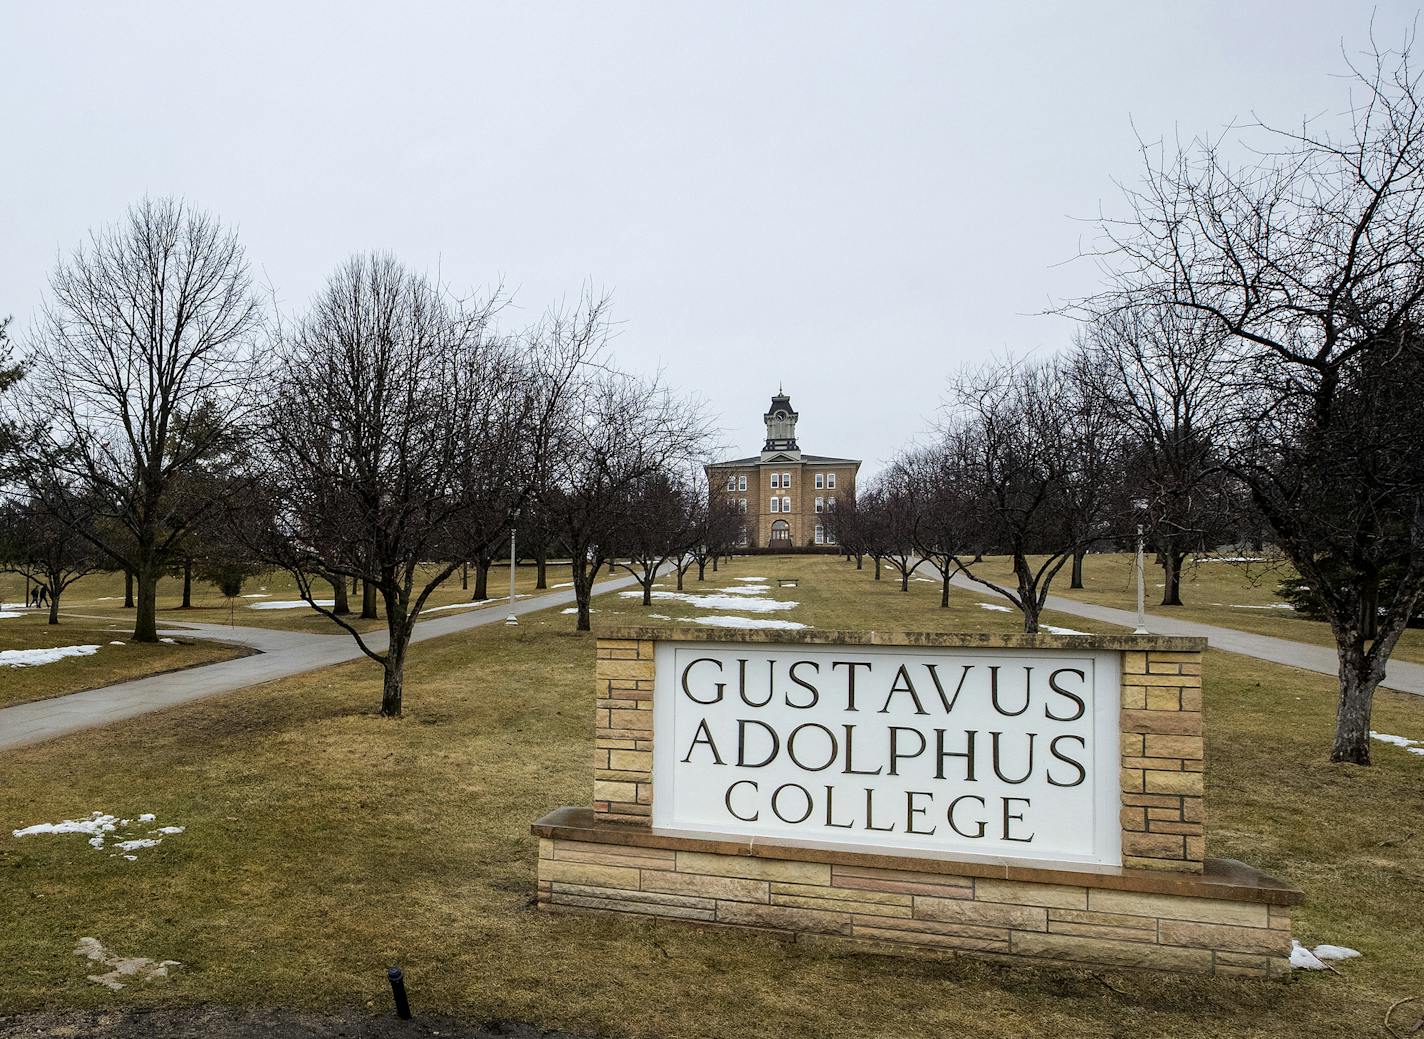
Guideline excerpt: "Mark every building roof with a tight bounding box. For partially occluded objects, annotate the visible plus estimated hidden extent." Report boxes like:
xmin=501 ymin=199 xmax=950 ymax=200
xmin=707 ymin=453 xmax=861 ymax=468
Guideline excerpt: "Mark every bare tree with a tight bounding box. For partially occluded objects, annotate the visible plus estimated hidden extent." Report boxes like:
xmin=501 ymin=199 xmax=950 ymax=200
xmin=0 ymin=485 xmax=99 ymax=624
xmin=687 ymin=491 xmax=740 ymax=582
xmin=1077 ymin=306 xmax=1236 ymax=605
xmin=24 ymin=197 xmax=262 ymax=642
xmin=544 ymin=370 xmax=711 ymax=631
xmin=943 ymin=358 xmax=1121 ymax=633
xmin=248 ymin=254 xmax=541 ymax=717
xmin=1079 ymin=35 xmax=1424 ymax=763
xmin=893 ymin=446 xmax=972 ymax=607
xmin=858 ymin=476 xmax=924 ymax=591
xmin=613 ymin=470 xmax=700 ymax=604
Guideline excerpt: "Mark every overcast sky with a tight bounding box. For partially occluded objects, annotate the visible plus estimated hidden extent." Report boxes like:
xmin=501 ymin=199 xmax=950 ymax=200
xmin=2 ymin=2 xmax=1416 ymax=474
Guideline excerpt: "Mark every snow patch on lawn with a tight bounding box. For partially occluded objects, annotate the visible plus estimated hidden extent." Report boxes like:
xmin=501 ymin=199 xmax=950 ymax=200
xmin=1197 ymin=556 xmax=1266 ymax=563
xmin=75 ymin=937 xmax=181 ymax=991
xmin=0 ymin=644 xmax=100 ymax=668
xmin=977 ymin=603 xmax=1013 ymax=613
xmin=692 ymin=615 xmax=808 ymax=630
xmin=1371 ymin=731 xmax=1424 ymax=756
xmin=1227 ymin=603 xmax=1294 ymax=610
xmin=735 ymin=576 xmax=769 ymax=581
xmin=560 ymin=607 xmax=591 ymax=615
xmin=1041 ymin=625 xmax=1089 ymax=636
xmin=108 ymin=640 xmax=126 ymax=646
xmin=1291 ymin=939 xmax=1362 ymax=970
xmin=0 ymin=610 xmax=24 ymax=619
xmin=248 ymin=599 xmax=335 ymax=611
xmin=12 ymin=811 xmax=185 ymax=860
xmin=648 ymin=613 xmax=671 ymax=620
xmin=621 ymin=590 xmax=797 ymax=613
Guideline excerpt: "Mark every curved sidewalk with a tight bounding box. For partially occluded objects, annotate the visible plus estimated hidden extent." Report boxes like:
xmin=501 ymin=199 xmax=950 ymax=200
xmin=945 ymin=572 xmax=1424 ymax=696
xmin=0 ymin=576 xmax=640 ymax=752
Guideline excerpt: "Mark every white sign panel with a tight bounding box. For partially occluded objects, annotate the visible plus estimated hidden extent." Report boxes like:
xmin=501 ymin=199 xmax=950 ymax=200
xmin=652 ymin=642 xmax=1121 ymax=867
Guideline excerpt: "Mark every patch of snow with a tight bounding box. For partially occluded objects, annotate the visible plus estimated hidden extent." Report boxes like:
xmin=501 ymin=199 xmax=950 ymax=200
xmin=647 ymin=613 xmax=671 ymax=620
xmin=977 ymin=603 xmax=1014 ymax=613
xmin=13 ymin=811 xmax=182 ymax=859
xmin=241 ymin=593 xmax=270 ymax=598
xmin=1290 ymin=940 xmax=1363 ymax=970
xmin=560 ymin=607 xmax=591 ymax=615
xmin=1290 ymin=941 xmax=1327 ymax=970
xmin=108 ymin=640 xmax=126 ymax=646
xmin=0 ymin=611 xmax=23 ymax=619
xmin=1370 ymin=731 xmax=1424 ymax=756
xmin=1197 ymin=556 xmax=1265 ymax=563
xmin=1040 ymin=625 xmax=1089 ymax=636
xmin=75 ymin=937 xmax=181 ymax=991
xmin=0 ymin=645 xmax=100 ymax=668
xmin=735 ymin=576 xmax=769 ymax=581
xmin=248 ymin=599 xmax=335 ymax=611
xmin=423 ymin=602 xmax=485 ymax=613
xmin=619 ymin=590 xmax=797 ymax=613
xmin=692 ymin=615 xmax=809 ymax=630
xmin=718 ymin=585 xmax=771 ymax=594
xmin=553 ymin=582 xmax=574 ymax=589
xmin=1228 ymin=603 xmax=1294 ymax=610
xmin=158 ymin=637 xmax=177 ymax=645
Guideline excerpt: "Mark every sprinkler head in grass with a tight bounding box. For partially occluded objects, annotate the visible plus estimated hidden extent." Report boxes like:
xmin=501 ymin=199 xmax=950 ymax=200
xmin=387 ymin=965 xmax=412 ymax=1019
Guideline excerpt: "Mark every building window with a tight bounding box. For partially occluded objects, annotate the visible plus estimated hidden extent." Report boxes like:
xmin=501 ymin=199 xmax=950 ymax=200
xmin=826 ymin=527 xmax=837 ymax=545
xmin=726 ymin=475 xmax=735 ymax=491
xmin=782 ymin=471 xmax=791 ymax=487
xmin=815 ymin=473 xmax=824 ymax=489
xmin=736 ymin=527 xmax=749 ymax=547
xmin=827 ymin=473 xmax=837 ymax=489
xmin=738 ymin=498 xmax=747 ymax=514
xmin=815 ymin=496 xmax=824 ymax=513
xmin=815 ymin=524 xmax=824 ymax=544
xmin=770 ymin=497 xmax=780 ymax=513
xmin=770 ymin=472 xmax=780 ymax=489
xmin=782 ymin=496 xmax=791 ymax=513
xmin=827 ymin=496 xmax=836 ymax=511
xmin=737 ymin=474 xmax=747 ymax=491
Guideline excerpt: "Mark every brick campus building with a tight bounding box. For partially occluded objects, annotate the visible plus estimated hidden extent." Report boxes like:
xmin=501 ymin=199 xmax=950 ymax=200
xmin=705 ymin=392 xmax=860 ymax=550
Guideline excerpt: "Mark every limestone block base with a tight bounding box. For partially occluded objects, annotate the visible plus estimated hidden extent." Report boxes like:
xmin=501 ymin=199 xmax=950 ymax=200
xmin=532 ymin=807 xmax=1302 ymax=978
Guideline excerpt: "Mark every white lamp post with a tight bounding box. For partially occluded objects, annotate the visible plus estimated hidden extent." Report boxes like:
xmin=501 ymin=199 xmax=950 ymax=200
xmin=1134 ymin=524 xmax=1148 ymax=634
xmin=505 ymin=520 xmax=518 ymax=626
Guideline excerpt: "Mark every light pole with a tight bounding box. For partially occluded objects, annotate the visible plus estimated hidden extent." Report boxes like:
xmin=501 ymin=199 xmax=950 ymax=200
xmin=1134 ymin=523 xmax=1148 ymax=635
xmin=505 ymin=518 xmax=518 ymax=626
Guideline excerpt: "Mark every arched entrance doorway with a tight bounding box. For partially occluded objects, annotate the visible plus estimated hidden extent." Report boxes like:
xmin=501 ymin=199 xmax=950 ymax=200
xmin=769 ymin=520 xmax=791 ymax=548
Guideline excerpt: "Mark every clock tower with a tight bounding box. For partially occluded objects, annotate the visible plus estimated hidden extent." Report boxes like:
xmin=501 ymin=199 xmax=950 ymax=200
xmin=761 ymin=391 xmax=800 ymax=459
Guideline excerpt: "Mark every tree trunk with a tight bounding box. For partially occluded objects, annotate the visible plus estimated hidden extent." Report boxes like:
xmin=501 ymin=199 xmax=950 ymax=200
xmin=676 ymin=567 xmax=685 ymax=591
xmin=181 ymin=558 xmax=193 ymax=608
xmin=461 ymin=562 xmax=468 ymax=591
xmin=697 ymin=559 xmax=707 ymax=581
xmin=900 ymin=569 xmax=909 ymax=592
xmin=572 ymin=559 xmax=594 ymax=632
xmin=123 ymin=570 xmax=135 ymax=609
xmin=874 ymin=557 xmax=881 ymax=580
xmin=941 ymin=565 xmax=951 ymax=608
xmin=643 ymin=571 xmax=653 ymax=606
xmin=48 ymin=585 xmax=60 ymax=625
xmin=711 ymin=555 xmax=719 ymax=573
xmin=856 ymin=553 xmax=864 ymax=570
xmin=1070 ymin=548 xmax=1086 ymax=590
xmin=1161 ymin=551 xmax=1186 ymax=607
xmin=133 ymin=565 xmax=159 ymax=643
xmin=472 ymin=559 xmax=490 ymax=601
xmin=361 ymin=580 xmax=377 ymax=619
xmin=381 ymin=661 xmax=404 ymax=717
xmin=1330 ymin=637 xmax=1381 ymax=764
xmin=330 ymin=575 xmax=350 ymax=616
xmin=535 ymin=546 xmax=548 ymax=590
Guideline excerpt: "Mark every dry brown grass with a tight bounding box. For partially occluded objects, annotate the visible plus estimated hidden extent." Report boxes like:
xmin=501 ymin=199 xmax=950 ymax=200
xmin=1 ymin=555 xmax=1421 ymax=1038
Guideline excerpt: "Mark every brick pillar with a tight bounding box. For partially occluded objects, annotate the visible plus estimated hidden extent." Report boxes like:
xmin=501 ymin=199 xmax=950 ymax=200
xmin=1119 ymin=649 xmax=1205 ymax=872
xmin=593 ymin=638 xmax=654 ymax=824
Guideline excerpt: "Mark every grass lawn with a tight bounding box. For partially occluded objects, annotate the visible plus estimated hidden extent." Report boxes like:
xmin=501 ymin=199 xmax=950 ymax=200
xmin=952 ymin=551 xmax=1424 ymax=665
xmin=0 ymin=561 xmax=619 ymax=640
xmin=1 ymin=555 xmax=1422 ymax=1038
xmin=0 ymin=610 xmax=245 ymax=711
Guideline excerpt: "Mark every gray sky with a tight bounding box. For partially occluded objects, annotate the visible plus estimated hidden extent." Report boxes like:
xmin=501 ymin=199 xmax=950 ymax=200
xmin=2 ymin=2 xmax=1415 ymax=474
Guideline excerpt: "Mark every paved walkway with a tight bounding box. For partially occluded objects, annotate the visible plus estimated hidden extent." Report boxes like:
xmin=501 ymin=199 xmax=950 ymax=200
xmin=943 ymin=570 xmax=1424 ymax=696
xmin=0 ymin=576 xmax=641 ymax=752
